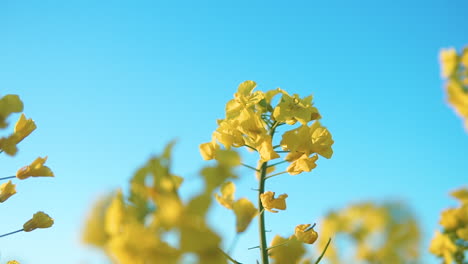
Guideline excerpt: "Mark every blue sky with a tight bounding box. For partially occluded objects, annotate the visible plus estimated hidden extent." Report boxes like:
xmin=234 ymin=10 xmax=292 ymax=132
xmin=1 ymin=1 xmax=467 ymax=263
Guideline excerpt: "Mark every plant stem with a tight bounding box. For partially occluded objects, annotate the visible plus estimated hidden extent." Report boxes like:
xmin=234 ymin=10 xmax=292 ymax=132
xmin=264 ymin=171 xmax=287 ymax=180
xmin=241 ymin=163 xmax=259 ymax=172
xmin=0 ymin=176 xmax=15 ymax=181
xmin=258 ymin=161 xmax=269 ymax=264
xmin=266 ymin=160 xmax=287 ymax=168
xmin=0 ymin=229 xmax=23 ymax=238
xmin=218 ymin=248 xmax=243 ymax=264
xmin=315 ymin=238 xmax=332 ymax=264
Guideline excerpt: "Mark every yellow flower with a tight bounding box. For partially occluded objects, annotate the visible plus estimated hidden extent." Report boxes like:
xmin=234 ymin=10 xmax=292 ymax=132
xmin=269 ymin=235 xmax=306 ymax=264
xmin=214 ymin=181 xmax=236 ymax=209
xmin=295 ymin=224 xmax=318 ymax=244
xmin=451 ymin=186 xmax=468 ymax=204
xmin=16 ymin=156 xmax=54 ymax=180
xmin=105 ymin=190 xmax=126 ymax=235
xmin=213 ymin=119 xmax=245 ymax=148
xmin=225 ymin=80 xmax=264 ymax=119
xmin=23 ymin=211 xmax=54 ymax=232
xmin=255 ymin=135 xmax=280 ymax=162
xmin=429 ymin=231 xmax=456 ymax=264
xmin=215 ymin=149 xmax=241 ymax=167
xmin=0 ymin=180 xmax=16 ymax=202
xmin=260 ymin=191 xmax=288 ymax=213
xmin=0 ymin=94 xmax=23 ymax=128
xmin=232 ymin=198 xmax=257 ymax=233
xmin=0 ymin=136 xmax=18 ymax=156
xmin=439 ymin=208 xmax=459 ymax=230
xmin=281 ymin=122 xmax=334 ymax=160
xmin=14 ymin=113 xmax=36 ymax=144
xmin=440 ymin=48 xmax=458 ymax=77
xmin=7 ymin=261 xmax=20 ymax=264
xmin=82 ymin=194 xmax=112 ymax=248
xmin=286 ymin=154 xmax=318 ymax=175
xmin=199 ymin=141 xmax=219 ymax=160
xmin=273 ymin=90 xmax=320 ymax=125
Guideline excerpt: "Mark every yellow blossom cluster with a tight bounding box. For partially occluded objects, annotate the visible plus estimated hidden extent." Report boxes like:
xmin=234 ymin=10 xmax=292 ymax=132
xmin=318 ymin=202 xmax=420 ymax=264
xmin=83 ymin=142 xmax=240 ymax=264
xmin=440 ymin=47 xmax=468 ymax=131
xmin=0 ymin=93 xmax=55 ymax=264
xmin=429 ymin=187 xmax=468 ymax=264
xmin=83 ymin=81 xmax=333 ymax=264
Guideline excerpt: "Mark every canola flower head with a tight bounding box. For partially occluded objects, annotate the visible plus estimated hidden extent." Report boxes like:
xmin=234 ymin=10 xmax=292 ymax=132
xmin=23 ymin=211 xmax=54 ymax=232
xmin=0 ymin=94 xmax=23 ymax=128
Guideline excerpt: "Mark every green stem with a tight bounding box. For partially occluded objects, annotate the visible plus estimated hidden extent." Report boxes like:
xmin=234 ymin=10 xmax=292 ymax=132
xmin=218 ymin=248 xmax=243 ymax=264
xmin=315 ymin=238 xmax=332 ymax=264
xmin=266 ymin=240 xmax=290 ymax=251
xmin=0 ymin=229 xmax=24 ymax=238
xmin=245 ymin=145 xmax=257 ymax=151
xmin=0 ymin=176 xmax=15 ymax=181
xmin=258 ymin=161 xmax=269 ymax=264
xmin=241 ymin=163 xmax=259 ymax=172
xmin=264 ymin=171 xmax=287 ymax=180
xmin=266 ymin=160 xmax=287 ymax=168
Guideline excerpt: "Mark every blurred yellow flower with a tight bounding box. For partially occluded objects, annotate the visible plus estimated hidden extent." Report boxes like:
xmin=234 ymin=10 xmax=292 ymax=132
xmin=429 ymin=231 xmax=456 ymax=264
xmin=440 ymin=48 xmax=458 ymax=78
xmin=23 ymin=211 xmax=54 ymax=232
xmin=82 ymin=194 xmax=112 ymax=247
xmin=232 ymin=198 xmax=257 ymax=233
xmin=269 ymin=235 xmax=306 ymax=264
xmin=214 ymin=181 xmax=236 ymax=209
xmin=439 ymin=208 xmax=459 ymax=230
xmin=0 ymin=94 xmax=23 ymax=128
xmin=0 ymin=180 xmax=16 ymax=202
xmin=7 ymin=261 xmax=20 ymax=264
xmin=260 ymin=191 xmax=288 ymax=213
xmin=199 ymin=141 xmax=219 ymax=160
xmin=295 ymin=224 xmax=318 ymax=244
xmin=16 ymin=156 xmax=54 ymax=180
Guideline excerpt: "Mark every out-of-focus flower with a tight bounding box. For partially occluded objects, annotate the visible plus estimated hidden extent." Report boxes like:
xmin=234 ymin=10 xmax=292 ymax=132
xmin=232 ymin=198 xmax=257 ymax=233
xmin=23 ymin=211 xmax=54 ymax=232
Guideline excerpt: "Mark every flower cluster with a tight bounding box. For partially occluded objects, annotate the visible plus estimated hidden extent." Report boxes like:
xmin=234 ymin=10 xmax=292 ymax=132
xmin=429 ymin=187 xmax=468 ymax=264
xmin=83 ymin=142 xmax=241 ymax=264
xmin=83 ymin=81 xmax=334 ymax=264
xmin=0 ymin=94 xmax=54 ymax=263
xmin=440 ymin=47 xmax=468 ymax=131
xmin=200 ymin=81 xmax=334 ymax=263
xmin=317 ymin=202 xmax=420 ymax=264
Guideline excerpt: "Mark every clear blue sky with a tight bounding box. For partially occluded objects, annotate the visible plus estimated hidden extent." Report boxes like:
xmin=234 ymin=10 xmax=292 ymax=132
xmin=1 ymin=1 xmax=467 ymax=263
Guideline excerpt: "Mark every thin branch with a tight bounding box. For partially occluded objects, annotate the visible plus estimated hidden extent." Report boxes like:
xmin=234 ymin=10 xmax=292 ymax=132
xmin=0 ymin=229 xmax=23 ymax=238
xmin=218 ymin=248 xmax=243 ymax=264
xmin=315 ymin=238 xmax=332 ymax=264
xmin=248 ymin=245 xmax=260 ymax=250
xmin=266 ymin=240 xmax=290 ymax=251
xmin=266 ymin=160 xmax=287 ymax=168
xmin=245 ymin=145 xmax=257 ymax=151
xmin=0 ymin=176 xmax=16 ymax=181
xmin=241 ymin=163 xmax=259 ymax=172
xmin=264 ymin=171 xmax=287 ymax=180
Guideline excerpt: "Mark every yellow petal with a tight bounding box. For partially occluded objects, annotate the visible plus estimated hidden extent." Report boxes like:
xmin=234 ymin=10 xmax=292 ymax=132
xmin=16 ymin=156 xmax=54 ymax=180
xmin=260 ymin=191 xmax=288 ymax=213
xmin=199 ymin=141 xmax=219 ymax=160
xmin=232 ymin=198 xmax=257 ymax=233
xmin=13 ymin=113 xmax=36 ymax=143
xmin=0 ymin=94 xmax=23 ymax=128
xmin=295 ymin=224 xmax=318 ymax=244
xmin=0 ymin=180 xmax=16 ymax=202
xmin=286 ymin=154 xmax=318 ymax=175
xmin=214 ymin=181 xmax=236 ymax=209
xmin=440 ymin=48 xmax=458 ymax=78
